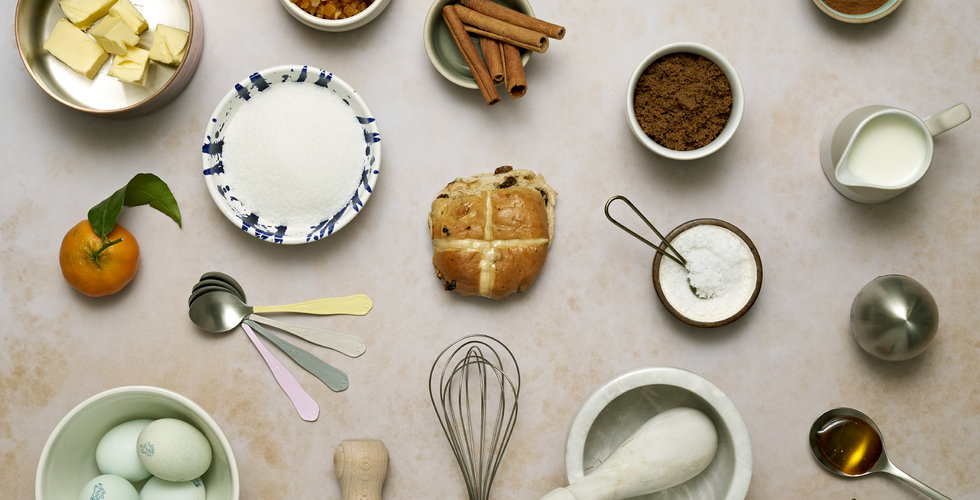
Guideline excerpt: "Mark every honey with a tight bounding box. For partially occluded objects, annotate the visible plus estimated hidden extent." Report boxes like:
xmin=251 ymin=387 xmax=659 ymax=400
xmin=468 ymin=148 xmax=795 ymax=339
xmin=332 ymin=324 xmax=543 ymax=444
xmin=814 ymin=415 xmax=883 ymax=475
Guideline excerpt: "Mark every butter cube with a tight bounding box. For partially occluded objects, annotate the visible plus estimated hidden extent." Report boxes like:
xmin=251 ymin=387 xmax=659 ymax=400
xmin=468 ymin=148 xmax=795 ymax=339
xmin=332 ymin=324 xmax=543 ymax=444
xmin=43 ymin=18 xmax=108 ymax=79
xmin=109 ymin=0 xmax=147 ymax=34
xmin=89 ymin=15 xmax=139 ymax=55
xmin=59 ymin=0 xmax=118 ymax=30
xmin=148 ymin=24 xmax=188 ymax=66
xmin=108 ymin=46 xmax=149 ymax=86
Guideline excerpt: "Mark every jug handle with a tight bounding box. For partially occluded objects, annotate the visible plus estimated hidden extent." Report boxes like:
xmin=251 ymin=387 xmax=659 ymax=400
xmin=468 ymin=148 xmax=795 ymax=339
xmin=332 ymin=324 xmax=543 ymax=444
xmin=923 ymin=103 xmax=971 ymax=136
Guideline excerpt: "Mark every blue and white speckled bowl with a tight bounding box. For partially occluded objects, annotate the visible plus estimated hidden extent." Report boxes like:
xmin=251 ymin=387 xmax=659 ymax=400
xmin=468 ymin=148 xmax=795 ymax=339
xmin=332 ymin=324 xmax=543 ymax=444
xmin=202 ymin=65 xmax=381 ymax=244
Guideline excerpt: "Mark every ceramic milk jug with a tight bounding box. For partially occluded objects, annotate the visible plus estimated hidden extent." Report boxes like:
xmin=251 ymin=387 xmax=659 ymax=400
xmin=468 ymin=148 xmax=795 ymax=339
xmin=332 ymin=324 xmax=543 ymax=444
xmin=821 ymin=103 xmax=970 ymax=203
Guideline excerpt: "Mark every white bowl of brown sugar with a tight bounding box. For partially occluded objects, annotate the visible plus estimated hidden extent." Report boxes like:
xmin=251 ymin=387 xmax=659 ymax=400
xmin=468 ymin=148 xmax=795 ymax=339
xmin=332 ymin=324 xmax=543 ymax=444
xmin=627 ymin=42 xmax=743 ymax=160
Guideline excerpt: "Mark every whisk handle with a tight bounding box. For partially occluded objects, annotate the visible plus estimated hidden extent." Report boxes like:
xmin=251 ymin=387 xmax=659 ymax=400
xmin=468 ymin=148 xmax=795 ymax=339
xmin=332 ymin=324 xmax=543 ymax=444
xmin=334 ymin=439 xmax=388 ymax=500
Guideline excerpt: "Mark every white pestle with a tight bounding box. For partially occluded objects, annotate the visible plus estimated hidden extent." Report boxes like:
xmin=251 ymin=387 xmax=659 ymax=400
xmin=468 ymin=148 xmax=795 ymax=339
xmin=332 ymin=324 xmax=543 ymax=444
xmin=541 ymin=407 xmax=718 ymax=500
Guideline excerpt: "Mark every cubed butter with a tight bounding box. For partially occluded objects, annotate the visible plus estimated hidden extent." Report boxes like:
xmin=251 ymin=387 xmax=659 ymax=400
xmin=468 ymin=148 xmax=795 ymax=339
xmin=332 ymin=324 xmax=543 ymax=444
xmin=148 ymin=24 xmax=188 ymax=66
xmin=89 ymin=15 xmax=139 ymax=55
xmin=43 ymin=18 xmax=108 ymax=79
xmin=108 ymin=46 xmax=150 ymax=86
xmin=59 ymin=0 xmax=118 ymax=30
xmin=109 ymin=0 xmax=147 ymax=34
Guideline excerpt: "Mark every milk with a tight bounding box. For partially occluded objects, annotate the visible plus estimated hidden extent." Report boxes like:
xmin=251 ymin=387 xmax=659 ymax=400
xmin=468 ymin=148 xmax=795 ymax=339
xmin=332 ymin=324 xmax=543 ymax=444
xmin=843 ymin=113 xmax=928 ymax=187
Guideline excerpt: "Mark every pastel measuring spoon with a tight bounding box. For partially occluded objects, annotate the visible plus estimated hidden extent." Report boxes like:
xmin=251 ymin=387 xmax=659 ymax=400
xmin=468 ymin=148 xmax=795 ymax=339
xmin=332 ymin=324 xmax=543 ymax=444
xmin=190 ymin=280 xmax=370 ymax=316
xmin=252 ymin=294 xmax=372 ymax=316
xmin=244 ymin=319 xmax=349 ymax=392
xmin=240 ymin=323 xmax=319 ymax=421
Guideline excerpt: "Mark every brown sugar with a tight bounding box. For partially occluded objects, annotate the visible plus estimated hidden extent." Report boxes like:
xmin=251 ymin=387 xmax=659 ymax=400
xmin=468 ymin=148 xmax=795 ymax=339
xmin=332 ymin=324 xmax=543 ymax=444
xmin=633 ymin=53 xmax=732 ymax=151
xmin=821 ymin=0 xmax=889 ymax=15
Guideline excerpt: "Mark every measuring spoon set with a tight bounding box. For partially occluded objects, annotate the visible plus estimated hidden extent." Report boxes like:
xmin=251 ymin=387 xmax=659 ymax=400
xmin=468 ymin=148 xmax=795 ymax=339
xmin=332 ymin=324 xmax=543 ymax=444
xmin=187 ymin=271 xmax=372 ymax=421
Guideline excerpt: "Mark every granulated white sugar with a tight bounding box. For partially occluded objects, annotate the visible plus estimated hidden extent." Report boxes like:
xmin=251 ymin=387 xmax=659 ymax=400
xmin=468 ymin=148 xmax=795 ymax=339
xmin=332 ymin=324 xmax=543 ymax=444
xmin=658 ymin=224 xmax=757 ymax=323
xmin=222 ymin=82 xmax=364 ymax=228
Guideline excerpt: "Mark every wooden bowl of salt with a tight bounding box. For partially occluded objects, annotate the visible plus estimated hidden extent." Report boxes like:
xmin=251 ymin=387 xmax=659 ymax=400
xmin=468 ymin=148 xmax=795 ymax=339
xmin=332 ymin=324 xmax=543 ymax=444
xmin=651 ymin=219 xmax=762 ymax=328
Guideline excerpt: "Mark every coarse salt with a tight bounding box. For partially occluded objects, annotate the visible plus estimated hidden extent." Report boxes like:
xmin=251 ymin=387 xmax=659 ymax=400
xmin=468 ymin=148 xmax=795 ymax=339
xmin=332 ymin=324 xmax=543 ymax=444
xmin=222 ymin=82 xmax=365 ymax=228
xmin=658 ymin=224 xmax=757 ymax=323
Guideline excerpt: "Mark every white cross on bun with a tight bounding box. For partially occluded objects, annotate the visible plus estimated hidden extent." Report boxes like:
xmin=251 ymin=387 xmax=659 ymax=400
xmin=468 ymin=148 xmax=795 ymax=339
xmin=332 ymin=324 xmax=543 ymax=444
xmin=428 ymin=166 xmax=557 ymax=299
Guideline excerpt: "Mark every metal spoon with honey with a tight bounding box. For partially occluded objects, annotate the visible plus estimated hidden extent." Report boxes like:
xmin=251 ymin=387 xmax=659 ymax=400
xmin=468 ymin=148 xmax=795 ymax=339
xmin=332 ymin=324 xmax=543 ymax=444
xmin=809 ymin=408 xmax=950 ymax=500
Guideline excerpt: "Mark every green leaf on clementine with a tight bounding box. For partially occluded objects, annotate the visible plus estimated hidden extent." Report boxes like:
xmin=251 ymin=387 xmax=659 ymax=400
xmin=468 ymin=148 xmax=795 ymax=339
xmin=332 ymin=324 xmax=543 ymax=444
xmin=123 ymin=173 xmax=182 ymax=227
xmin=87 ymin=173 xmax=182 ymax=240
xmin=88 ymin=187 xmax=127 ymax=240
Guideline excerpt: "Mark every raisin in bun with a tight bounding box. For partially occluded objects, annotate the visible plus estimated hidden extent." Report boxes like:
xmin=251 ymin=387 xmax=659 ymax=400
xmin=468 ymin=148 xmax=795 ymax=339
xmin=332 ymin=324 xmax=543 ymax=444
xmin=428 ymin=166 xmax=557 ymax=299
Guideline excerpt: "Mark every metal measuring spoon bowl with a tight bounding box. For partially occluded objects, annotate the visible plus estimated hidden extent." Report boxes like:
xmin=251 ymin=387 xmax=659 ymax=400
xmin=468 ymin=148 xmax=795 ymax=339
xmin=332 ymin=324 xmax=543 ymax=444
xmin=199 ymin=271 xmax=248 ymax=303
xmin=809 ymin=407 xmax=950 ymax=500
xmin=189 ymin=289 xmax=250 ymax=333
xmin=851 ymin=274 xmax=938 ymax=361
xmin=189 ymin=281 xmax=243 ymax=307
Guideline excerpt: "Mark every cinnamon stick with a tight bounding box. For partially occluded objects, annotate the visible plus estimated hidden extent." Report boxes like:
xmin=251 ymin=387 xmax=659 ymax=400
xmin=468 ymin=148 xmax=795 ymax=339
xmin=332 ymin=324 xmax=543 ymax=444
xmin=442 ymin=5 xmax=500 ymax=105
xmin=461 ymin=0 xmax=565 ymax=40
xmin=501 ymin=42 xmax=526 ymax=98
xmin=454 ymin=5 xmax=549 ymax=54
xmin=479 ymin=36 xmax=505 ymax=85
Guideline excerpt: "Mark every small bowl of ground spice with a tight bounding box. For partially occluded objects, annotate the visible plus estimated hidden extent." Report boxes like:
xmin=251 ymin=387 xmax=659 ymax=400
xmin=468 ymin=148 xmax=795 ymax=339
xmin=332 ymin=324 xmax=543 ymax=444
xmin=279 ymin=0 xmax=391 ymax=31
xmin=627 ymin=43 xmax=744 ymax=160
xmin=812 ymin=0 xmax=903 ymax=23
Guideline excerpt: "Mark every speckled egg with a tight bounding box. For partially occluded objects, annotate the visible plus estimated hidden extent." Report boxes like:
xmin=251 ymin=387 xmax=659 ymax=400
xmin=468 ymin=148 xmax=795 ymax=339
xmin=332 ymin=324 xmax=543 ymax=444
xmin=77 ymin=474 xmax=139 ymax=500
xmin=96 ymin=419 xmax=153 ymax=482
xmin=139 ymin=476 xmax=206 ymax=500
xmin=136 ymin=418 xmax=212 ymax=482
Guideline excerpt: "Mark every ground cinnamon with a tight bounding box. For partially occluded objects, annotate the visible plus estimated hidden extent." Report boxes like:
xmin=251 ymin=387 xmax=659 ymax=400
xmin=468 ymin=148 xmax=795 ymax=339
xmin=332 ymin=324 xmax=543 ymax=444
xmin=632 ymin=53 xmax=732 ymax=151
xmin=820 ymin=0 xmax=888 ymax=15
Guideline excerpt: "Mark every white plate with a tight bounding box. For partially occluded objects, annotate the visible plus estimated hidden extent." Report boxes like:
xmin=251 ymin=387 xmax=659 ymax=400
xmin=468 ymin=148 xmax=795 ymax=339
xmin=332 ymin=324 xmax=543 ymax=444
xmin=202 ymin=65 xmax=381 ymax=244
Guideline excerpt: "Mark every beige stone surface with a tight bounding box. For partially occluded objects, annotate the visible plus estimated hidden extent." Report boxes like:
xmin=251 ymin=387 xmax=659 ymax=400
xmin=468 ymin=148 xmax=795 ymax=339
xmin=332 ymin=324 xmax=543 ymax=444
xmin=3 ymin=0 xmax=979 ymax=498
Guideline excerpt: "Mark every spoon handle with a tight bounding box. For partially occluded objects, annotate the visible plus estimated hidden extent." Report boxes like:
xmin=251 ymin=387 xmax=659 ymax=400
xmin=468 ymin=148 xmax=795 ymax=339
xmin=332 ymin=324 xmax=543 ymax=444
xmin=240 ymin=324 xmax=319 ymax=422
xmin=252 ymin=294 xmax=373 ymax=316
xmin=882 ymin=462 xmax=951 ymax=500
xmin=244 ymin=320 xmax=350 ymax=393
xmin=248 ymin=314 xmax=367 ymax=358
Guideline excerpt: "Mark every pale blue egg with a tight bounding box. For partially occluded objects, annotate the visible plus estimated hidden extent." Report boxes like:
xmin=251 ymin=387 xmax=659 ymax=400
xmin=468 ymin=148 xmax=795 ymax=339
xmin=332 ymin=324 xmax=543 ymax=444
xmin=139 ymin=476 xmax=206 ymax=500
xmin=77 ymin=474 xmax=139 ymax=500
xmin=96 ymin=419 xmax=153 ymax=482
xmin=137 ymin=418 xmax=212 ymax=481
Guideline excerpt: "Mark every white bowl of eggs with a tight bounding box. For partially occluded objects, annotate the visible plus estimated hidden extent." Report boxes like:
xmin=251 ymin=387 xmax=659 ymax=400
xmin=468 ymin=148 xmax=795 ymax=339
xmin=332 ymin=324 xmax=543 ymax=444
xmin=36 ymin=386 xmax=238 ymax=500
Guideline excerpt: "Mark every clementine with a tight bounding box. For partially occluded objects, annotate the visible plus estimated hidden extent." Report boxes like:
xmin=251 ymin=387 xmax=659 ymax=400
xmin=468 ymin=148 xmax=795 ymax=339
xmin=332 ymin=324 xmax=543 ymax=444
xmin=59 ymin=220 xmax=140 ymax=297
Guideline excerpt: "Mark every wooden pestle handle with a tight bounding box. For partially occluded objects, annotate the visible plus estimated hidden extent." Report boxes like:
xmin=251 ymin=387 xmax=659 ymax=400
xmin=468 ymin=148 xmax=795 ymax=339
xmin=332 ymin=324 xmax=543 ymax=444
xmin=334 ymin=439 xmax=388 ymax=500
